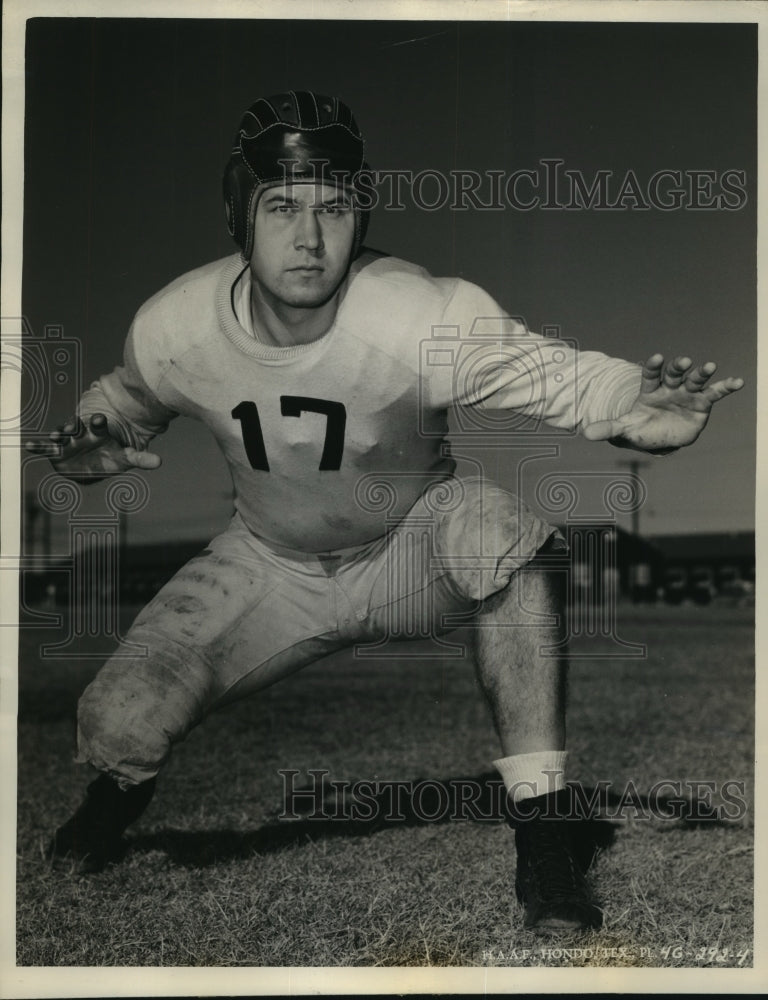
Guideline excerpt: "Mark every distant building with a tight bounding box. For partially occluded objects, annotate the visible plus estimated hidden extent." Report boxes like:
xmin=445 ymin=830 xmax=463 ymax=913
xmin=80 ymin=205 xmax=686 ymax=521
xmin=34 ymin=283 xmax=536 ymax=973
xmin=559 ymin=523 xmax=663 ymax=604
xmin=647 ymin=530 xmax=755 ymax=604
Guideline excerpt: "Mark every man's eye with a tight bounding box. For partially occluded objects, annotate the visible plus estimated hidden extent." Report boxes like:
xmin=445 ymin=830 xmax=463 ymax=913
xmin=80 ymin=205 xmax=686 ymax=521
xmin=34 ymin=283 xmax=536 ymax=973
xmin=320 ymin=205 xmax=350 ymax=215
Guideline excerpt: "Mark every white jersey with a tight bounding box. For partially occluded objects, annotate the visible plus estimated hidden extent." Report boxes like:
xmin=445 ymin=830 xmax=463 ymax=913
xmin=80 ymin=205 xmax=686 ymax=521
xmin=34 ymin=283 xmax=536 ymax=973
xmin=79 ymin=251 xmax=641 ymax=551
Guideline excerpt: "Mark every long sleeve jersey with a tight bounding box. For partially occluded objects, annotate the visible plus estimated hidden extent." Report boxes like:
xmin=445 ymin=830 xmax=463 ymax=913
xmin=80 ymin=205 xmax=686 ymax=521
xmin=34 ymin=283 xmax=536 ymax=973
xmin=79 ymin=251 xmax=641 ymax=552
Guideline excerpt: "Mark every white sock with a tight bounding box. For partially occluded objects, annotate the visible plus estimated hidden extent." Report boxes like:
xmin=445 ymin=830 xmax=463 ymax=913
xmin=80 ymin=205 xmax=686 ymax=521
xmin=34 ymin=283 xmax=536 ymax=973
xmin=493 ymin=750 xmax=569 ymax=804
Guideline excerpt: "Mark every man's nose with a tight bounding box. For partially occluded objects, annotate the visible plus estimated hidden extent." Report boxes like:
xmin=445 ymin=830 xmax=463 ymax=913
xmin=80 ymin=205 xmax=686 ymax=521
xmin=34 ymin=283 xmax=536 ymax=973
xmin=294 ymin=209 xmax=323 ymax=251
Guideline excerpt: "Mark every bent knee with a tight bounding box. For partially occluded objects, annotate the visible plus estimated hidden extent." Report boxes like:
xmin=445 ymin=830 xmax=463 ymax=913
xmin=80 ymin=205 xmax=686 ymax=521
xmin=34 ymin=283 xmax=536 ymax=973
xmin=77 ymin=686 xmax=172 ymax=785
xmin=76 ymin=641 xmax=212 ymax=785
xmin=432 ymin=477 xmax=565 ymax=601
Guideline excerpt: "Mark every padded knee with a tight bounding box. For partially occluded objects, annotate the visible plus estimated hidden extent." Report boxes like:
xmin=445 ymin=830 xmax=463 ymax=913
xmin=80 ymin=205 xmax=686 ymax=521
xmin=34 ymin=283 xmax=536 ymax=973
xmin=431 ymin=477 xmax=565 ymax=602
xmin=76 ymin=630 xmax=213 ymax=786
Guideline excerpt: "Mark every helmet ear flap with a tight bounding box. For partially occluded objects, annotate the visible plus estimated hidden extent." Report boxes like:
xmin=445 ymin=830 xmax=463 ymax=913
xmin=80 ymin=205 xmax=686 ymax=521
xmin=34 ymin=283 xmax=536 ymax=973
xmin=223 ymin=156 xmax=258 ymax=259
xmin=224 ymin=92 xmax=370 ymax=259
xmin=224 ymin=162 xmax=370 ymax=260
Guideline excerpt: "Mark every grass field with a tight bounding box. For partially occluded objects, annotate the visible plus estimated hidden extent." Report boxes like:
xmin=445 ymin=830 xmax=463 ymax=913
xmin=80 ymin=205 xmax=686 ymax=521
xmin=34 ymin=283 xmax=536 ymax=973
xmin=15 ymin=599 xmax=754 ymax=969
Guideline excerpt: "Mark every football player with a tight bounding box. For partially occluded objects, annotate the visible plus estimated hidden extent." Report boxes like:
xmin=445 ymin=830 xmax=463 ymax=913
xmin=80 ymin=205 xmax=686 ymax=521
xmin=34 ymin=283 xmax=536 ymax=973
xmin=26 ymin=91 xmax=743 ymax=932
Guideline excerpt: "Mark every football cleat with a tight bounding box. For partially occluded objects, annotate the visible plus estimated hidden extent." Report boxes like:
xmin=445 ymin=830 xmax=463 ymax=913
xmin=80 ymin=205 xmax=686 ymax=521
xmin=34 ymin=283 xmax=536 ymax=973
xmin=511 ymin=789 xmax=604 ymax=932
xmin=47 ymin=773 xmax=156 ymax=874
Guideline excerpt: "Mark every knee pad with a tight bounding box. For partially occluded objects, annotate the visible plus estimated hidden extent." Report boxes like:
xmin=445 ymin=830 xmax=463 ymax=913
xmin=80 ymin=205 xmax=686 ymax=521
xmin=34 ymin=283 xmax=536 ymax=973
xmin=431 ymin=477 xmax=564 ymax=602
xmin=76 ymin=632 xmax=213 ymax=786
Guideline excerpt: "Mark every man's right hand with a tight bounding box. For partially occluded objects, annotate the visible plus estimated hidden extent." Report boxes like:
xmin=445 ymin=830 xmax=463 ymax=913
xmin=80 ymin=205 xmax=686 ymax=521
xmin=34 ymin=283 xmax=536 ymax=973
xmin=24 ymin=413 xmax=162 ymax=482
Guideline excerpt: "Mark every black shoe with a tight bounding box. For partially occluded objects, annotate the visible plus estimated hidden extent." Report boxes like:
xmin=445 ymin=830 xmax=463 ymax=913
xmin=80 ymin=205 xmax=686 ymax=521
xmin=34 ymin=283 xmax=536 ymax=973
xmin=512 ymin=790 xmax=604 ymax=932
xmin=47 ymin=773 xmax=156 ymax=873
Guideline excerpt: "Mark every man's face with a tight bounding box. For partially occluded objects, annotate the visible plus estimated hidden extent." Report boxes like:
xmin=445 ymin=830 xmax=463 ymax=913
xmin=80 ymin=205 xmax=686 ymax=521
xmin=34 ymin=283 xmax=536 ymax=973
xmin=249 ymin=182 xmax=356 ymax=312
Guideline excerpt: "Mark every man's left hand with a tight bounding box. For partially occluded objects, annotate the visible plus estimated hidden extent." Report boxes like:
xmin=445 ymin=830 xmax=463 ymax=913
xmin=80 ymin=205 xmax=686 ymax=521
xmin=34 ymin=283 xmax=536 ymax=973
xmin=582 ymin=354 xmax=744 ymax=454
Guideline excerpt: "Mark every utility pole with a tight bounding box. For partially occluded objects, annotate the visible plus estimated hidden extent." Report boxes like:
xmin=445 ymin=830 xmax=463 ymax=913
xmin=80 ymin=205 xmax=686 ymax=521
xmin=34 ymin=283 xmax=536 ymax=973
xmin=617 ymin=458 xmax=649 ymax=538
xmin=617 ymin=458 xmax=651 ymax=601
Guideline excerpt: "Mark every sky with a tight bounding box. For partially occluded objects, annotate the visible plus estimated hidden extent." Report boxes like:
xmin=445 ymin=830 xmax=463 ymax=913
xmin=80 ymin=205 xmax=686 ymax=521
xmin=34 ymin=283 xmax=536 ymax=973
xmin=18 ymin=16 xmax=756 ymax=547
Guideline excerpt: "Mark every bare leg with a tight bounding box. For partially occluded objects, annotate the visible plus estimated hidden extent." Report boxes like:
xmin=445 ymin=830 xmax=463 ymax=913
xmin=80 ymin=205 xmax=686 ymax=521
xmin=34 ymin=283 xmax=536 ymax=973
xmin=472 ymin=557 xmax=603 ymax=932
xmin=472 ymin=559 xmax=567 ymax=757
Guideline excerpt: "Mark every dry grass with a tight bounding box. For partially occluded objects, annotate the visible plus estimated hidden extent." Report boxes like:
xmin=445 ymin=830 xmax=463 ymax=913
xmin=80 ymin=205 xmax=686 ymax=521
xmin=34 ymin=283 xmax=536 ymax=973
xmin=16 ymin=601 xmax=753 ymax=968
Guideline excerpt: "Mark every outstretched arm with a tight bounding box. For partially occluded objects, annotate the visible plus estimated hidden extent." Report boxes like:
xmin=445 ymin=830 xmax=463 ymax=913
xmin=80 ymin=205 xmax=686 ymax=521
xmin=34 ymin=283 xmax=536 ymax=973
xmin=25 ymin=413 xmax=162 ymax=482
xmin=582 ymin=354 xmax=744 ymax=454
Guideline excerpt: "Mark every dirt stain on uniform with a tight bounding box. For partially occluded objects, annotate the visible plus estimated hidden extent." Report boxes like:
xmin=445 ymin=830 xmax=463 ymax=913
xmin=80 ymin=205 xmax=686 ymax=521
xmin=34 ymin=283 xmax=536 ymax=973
xmin=164 ymin=595 xmax=205 ymax=615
